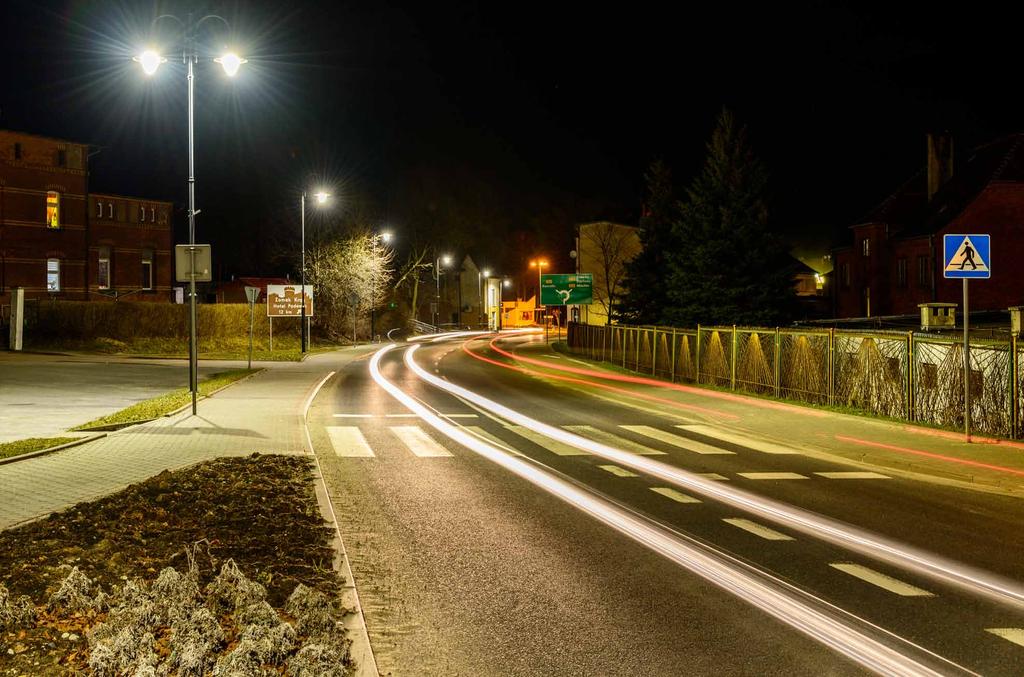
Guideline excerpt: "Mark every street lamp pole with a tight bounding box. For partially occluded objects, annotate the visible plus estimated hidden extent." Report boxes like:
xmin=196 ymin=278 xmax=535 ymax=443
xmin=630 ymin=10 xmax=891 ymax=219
xmin=434 ymin=256 xmax=441 ymax=329
xmin=300 ymin=192 xmax=307 ymax=353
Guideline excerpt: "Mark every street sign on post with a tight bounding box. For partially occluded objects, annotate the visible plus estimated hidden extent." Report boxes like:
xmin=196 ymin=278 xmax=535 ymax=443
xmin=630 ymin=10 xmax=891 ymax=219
xmin=540 ymin=273 xmax=593 ymax=305
xmin=174 ymin=244 xmax=213 ymax=282
xmin=266 ymin=285 xmax=313 ymax=317
xmin=244 ymin=286 xmax=259 ymax=369
xmin=943 ymin=233 xmax=991 ymax=443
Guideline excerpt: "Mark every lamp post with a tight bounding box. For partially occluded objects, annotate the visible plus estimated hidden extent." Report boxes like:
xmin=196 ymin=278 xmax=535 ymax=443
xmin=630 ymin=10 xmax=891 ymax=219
xmin=478 ymin=268 xmax=490 ymax=328
xmin=135 ymin=16 xmax=246 ymax=416
xmin=529 ymin=258 xmax=549 ymax=324
xmin=300 ymin=190 xmax=330 ymax=353
xmin=370 ymin=231 xmax=392 ymax=341
xmin=433 ymin=254 xmax=451 ymax=328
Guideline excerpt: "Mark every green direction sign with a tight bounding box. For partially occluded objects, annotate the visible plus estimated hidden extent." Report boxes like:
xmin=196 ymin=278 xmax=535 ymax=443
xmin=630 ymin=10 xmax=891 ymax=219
xmin=540 ymin=273 xmax=593 ymax=305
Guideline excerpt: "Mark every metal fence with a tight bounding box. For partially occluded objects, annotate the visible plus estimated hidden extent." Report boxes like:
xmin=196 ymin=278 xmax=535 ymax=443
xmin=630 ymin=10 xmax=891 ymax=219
xmin=566 ymin=322 xmax=1021 ymax=439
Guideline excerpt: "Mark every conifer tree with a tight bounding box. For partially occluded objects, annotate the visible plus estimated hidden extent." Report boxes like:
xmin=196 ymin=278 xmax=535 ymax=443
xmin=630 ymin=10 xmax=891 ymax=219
xmin=664 ymin=109 xmax=795 ymax=327
xmin=616 ymin=160 xmax=677 ymax=325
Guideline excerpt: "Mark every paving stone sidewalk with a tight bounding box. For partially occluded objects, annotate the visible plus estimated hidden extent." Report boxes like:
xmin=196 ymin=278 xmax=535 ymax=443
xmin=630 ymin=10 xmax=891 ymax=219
xmin=0 ymin=349 xmax=369 ymax=529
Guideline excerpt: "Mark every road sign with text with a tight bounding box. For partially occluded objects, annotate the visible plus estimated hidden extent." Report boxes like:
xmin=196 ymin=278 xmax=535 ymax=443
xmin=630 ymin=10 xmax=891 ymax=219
xmin=540 ymin=273 xmax=593 ymax=305
xmin=267 ymin=284 xmax=313 ymax=317
xmin=943 ymin=234 xmax=990 ymax=279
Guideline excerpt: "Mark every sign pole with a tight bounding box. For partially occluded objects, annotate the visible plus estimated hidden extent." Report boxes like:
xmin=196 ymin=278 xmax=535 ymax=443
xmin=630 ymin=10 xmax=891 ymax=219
xmin=963 ymin=278 xmax=971 ymax=443
xmin=248 ymin=298 xmax=255 ymax=370
xmin=269 ymin=317 xmax=273 ymax=352
xmin=189 ymin=247 xmax=198 ymax=415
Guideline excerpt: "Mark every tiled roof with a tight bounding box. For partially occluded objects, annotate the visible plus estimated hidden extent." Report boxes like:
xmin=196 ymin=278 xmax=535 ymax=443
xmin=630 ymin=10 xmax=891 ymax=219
xmin=856 ymin=134 xmax=1024 ymax=237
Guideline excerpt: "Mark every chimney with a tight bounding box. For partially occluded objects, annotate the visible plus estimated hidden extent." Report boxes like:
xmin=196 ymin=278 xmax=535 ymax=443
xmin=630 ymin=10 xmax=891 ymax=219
xmin=927 ymin=132 xmax=954 ymax=202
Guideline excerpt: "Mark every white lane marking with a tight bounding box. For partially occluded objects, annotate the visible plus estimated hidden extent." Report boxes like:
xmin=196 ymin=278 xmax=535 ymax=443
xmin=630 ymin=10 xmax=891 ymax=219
xmin=509 ymin=425 xmax=590 ymax=456
xmin=565 ymin=425 xmax=667 ymax=455
xmin=679 ymin=424 xmax=801 ymax=454
xmin=830 ymin=563 xmax=935 ymax=597
xmin=698 ymin=473 xmax=730 ymax=481
xmin=724 ymin=518 xmax=795 ymax=541
xmin=598 ymin=464 xmax=639 ymax=478
xmin=651 ymin=487 xmax=701 ymax=504
xmin=816 ymin=471 xmax=891 ymax=480
xmin=327 ymin=426 xmax=375 ymax=457
xmin=738 ymin=472 xmax=808 ymax=480
xmin=621 ymin=425 xmax=735 ymax=455
xmin=986 ymin=628 xmax=1024 ymax=648
xmin=390 ymin=426 xmax=454 ymax=457
xmin=335 ymin=413 xmax=478 ymax=419
xmin=463 ymin=426 xmax=526 ymax=457
xmin=333 ymin=414 xmax=374 ymax=418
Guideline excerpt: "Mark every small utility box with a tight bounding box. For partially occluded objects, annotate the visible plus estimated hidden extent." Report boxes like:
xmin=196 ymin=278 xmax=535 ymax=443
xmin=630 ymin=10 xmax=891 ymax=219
xmin=1009 ymin=306 xmax=1024 ymax=336
xmin=919 ymin=302 xmax=957 ymax=331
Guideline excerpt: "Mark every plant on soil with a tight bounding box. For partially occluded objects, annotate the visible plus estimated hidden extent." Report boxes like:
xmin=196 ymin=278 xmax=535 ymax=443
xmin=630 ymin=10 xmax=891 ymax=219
xmin=48 ymin=565 xmax=106 ymax=613
xmin=0 ymin=584 xmax=36 ymax=628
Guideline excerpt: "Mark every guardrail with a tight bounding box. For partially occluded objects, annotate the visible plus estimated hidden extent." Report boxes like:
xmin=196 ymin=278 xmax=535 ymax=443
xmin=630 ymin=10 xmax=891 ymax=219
xmin=567 ymin=322 xmax=1020 ymax=439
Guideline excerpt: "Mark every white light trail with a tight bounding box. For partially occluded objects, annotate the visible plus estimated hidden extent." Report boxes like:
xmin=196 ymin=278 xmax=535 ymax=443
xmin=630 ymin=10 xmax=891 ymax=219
xmin=367 ymin=344 xmax=957 ymax=676
xmin=404 ymin=343 xmax=1024 ymax=610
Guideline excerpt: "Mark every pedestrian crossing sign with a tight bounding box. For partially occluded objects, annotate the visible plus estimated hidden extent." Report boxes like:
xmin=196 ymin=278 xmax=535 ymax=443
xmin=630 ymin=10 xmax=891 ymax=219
xmin=943 ymin=234 xmax=990 ymax=279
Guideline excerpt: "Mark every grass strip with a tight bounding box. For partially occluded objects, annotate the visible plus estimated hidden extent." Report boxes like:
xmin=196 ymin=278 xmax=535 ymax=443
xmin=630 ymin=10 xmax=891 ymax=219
xmin=71 ymin=368 xmax=259 ymax=431
xmin=0 ymin=437 xmax=81 ymax=460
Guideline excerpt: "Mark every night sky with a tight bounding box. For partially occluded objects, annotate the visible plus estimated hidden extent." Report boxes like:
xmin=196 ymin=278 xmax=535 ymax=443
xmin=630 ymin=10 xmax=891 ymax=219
xmin=3 ymin=0 xmax=1023 ymax=279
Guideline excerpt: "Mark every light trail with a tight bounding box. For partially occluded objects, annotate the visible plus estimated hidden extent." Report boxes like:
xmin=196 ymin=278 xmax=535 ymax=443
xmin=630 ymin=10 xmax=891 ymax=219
xmin=367 ymin=344 xmax=958 ymax=676
xmin=408 ymin=342 xmax=1024 ymax=610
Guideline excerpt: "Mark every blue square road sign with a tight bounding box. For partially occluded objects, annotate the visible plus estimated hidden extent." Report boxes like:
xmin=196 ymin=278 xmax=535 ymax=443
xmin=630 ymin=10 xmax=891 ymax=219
xmin=943 ymin=234 xmax=990 ymax=279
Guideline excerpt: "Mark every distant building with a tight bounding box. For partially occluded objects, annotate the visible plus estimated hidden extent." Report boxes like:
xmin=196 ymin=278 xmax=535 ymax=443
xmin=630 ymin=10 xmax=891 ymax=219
xmin=832 ymin=133 xmax=1024 ymax=318
xmin=215 ymin=276 xmax=291 ymax=304
xmin=575 ymin=221 xmax=641 ymax=326
xmin=0 ymin=129 xmax=174 ymax=304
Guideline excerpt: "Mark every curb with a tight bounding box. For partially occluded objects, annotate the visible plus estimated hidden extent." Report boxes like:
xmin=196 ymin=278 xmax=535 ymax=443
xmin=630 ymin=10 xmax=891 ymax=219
xmin=0 ymin=434 xmax=107 ymax=466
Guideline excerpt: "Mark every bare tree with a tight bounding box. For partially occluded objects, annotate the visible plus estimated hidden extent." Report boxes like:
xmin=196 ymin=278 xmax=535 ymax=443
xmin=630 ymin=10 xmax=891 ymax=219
xmin=578 ymin=222 xmax=642 ymax=325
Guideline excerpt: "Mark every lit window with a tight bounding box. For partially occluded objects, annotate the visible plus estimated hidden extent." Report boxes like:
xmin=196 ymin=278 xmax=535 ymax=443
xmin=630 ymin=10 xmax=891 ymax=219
xmin=96 ymin=201 xmax=103 ymax=218
xmin=917 ymin=256 xmax=929 ymax=287
xmin=141 ymin=249 xmax=153 ymax=290
xmin=107 ymin=202 xmax=113 ymax=218
xmin=150 ymin=207 xmax=155 ymax=222
xmin=862 ymin=238 xmax=870 ymax=256
xmin=47 ymin=259 xmax=60 ymax=292
xmin=98 ymin=247 xmax=111 ymax=290
xmin=139 ymin=206 xmax=145 ymax=222
xmin=46 ymin=191 xmax=60 ymax=229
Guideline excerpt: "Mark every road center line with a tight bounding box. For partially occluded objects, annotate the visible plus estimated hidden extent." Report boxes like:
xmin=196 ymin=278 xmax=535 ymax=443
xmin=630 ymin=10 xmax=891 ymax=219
xmin=815 ymin=471 xmax=891 ymax=480
xmin=738 ymin=472 xmax=808 ymax=480
xmin=830 ymin=564 xmax=935 ymax=597
xmin=650 ymin=487 xmax=702 ymax=503
xmin=598 ymin=464 xmax=639 ymax=478
xmin=724 ymin=518 xmax=795 ymax=541
xmin=985 ymin=628 xmax=1024 ymax=648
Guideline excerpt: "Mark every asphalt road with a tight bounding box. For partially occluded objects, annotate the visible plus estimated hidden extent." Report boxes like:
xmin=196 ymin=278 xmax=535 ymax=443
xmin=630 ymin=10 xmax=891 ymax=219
xmin=308 ymin=332 xmax=1024 ymax=675
xmin=0 ymin=354 xmax=228 ymax=441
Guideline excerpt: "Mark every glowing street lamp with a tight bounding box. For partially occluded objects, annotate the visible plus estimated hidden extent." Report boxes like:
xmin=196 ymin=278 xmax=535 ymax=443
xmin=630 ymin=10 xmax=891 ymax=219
xmin=300 ymin=190 xmax=331 ymax=353
xmin=370 ymin=230 xmax=395 ymax=341
xmin=134 ymin=14 xmax=246 ymax=416
xmin=478 ymin=267 xmax=491 ymax=328
xmin=433 ymin=254 xmax=452 ymax=328
xmin=529 ymin=258 xmax=549 ymax=309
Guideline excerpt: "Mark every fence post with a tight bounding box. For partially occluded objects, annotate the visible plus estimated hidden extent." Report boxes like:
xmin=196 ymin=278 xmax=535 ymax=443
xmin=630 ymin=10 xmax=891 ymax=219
xmin=651 ymin=327 xmax=658 ymax=376
xmin=774 ymin=327 xmax=781 ymax=398
xmin=696 ymin=324 xmax=702 ymax=384
xmin=1012 ymin=334 xmax=1019 ymax=439
xmin=828 ymin=327 xmax=835 ymax=406
xmin=730 ymin=325 xmax=738 ymax=391
xmin=670 ymin=328 xmax=677 ymax=382
xmin=907 ymin=331 xmax=915 ymax=422
xmin=622 ymin=327 xmax=627 ymax=369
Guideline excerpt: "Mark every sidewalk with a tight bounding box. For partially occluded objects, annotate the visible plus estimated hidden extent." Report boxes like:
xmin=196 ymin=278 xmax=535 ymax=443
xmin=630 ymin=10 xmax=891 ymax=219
xmin=0 ymin=347 xmax=372 ymax=529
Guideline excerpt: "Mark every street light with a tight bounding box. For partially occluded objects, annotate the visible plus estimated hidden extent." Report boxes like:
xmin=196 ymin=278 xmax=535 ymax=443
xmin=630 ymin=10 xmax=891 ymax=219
xmin=433 ymin=254 xmax=451 ymax=329
xmin=478 ymin=268 xmax=491 ymax=328
xmin=134 ymin=15 xmax=245 ymax=416
xmin=300 ymin=190 xmax=331 ymax=353
xmin=529 ymin=258 xmax=549 ymax=324
xmin=370 ymin=231 xmax=393 ymax=341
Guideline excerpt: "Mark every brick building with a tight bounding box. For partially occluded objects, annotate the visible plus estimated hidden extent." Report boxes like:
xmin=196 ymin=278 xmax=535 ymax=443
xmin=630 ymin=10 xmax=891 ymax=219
xmin=833 ymin=133 xmax=1024 ymax=318
xmin=0 ymin=129 xmax=173 ymax=303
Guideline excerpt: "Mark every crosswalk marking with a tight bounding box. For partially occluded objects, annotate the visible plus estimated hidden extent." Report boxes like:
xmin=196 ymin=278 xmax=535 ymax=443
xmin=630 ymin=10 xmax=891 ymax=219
xmin=829 ymin=563 xmax=934 ymax=597
xmin=815 ymin=471 xmax=891 ymax=480
xmin=698 ymin=473 xmax=729 ymax=481
xmin=598 ymin=464 xmax=639 ymax=478
xmin=389 ymin=426 xmax=454 ymax=457
xmin=723 ymin=518 xmax=794 ymax=541
xmin=327 ymin=426 xmax=375 ymax=457
xmin=564 ymin=425 xmax=667 ymax=455
xmin=986 ymin=628 xmax=1024 ymax=648
xmin=651 ymin=487 xmax=701 ymax=503
xmin=464 ymin=426 xmax=525 ymax=456
xmin=333 ymin=413 xmax=478 ymax=419
xmin=621 ymin=425 xmax=735 ymax=455
xmin=508 ymin=426 xmax=590 ymax=456
xmin=737 ymin=472 xmax=808 ymax=480
xmin=678 ymin=425 xmax=800 ymax=454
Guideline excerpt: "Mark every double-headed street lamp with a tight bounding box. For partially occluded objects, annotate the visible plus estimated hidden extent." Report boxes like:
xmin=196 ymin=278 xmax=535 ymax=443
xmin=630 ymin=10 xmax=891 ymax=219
xmin=135 ymin=15 xmax=246 ymax=415
xmin=529 ymin=258 xmax=549 ymax=324
xmin=433 ymin=254 xmax=452 ymax=328
xmin=300 ymin=190 xmax=330 ymax=353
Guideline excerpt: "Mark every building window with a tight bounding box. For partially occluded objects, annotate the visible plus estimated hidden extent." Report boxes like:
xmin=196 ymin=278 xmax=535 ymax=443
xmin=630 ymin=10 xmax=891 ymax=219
xmin=107 ymin=202 xmax=113 ymax=218
xmin=150 ymin=207 xmax=155 ymax=222
xmin=141 ymin=249 xmax=154 ymax=290
xmin=13 ymin=143 xmax=21 ymax=160
xmin=862 ymin=238 xmax=870 ymax=257
xmin=46 ymin=191 xmax=60 ymax=229
xmin=46 ymin=259 xmax=60 ymax=292
xmin=56 ymin=149 xmax=66 ymax=167
xmin=139 ymin=206 xmax=146 ymax=223
xmin=917 ymin=256 xmax=930 ymax=287
xmin=95 ymin=201 xmax=103 ymax=218
xmin=897 ymin=258 xmax=907 ymax=287
xmin=841 ymin=263 xmax=850 ymax=288
xmin=98 ymin=247 xmax=111 ymax=290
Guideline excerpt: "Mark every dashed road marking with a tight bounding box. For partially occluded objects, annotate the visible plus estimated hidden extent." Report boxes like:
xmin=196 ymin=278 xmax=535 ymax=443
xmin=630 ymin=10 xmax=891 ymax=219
xmin=389 ymin=426 xmax=454 ymax=457
xmin=737 ymin=472 xmax=808 ymax=480
xmin=327 ymin=426 xmax=375 ymax=457
xmin=565 ymin=425 xmax=667 ymax=455
xmin=508 ymin=425 xmax=590 ymax=456
xmin=723 ymin=518 xmax=794 ymax=541
xmin=986 ymin=628 xmax=1024 ymax=648
xmin=621 ymin=425 xmax=735 ymax=454
xmin=829 ymin=563 xmax=934 ymax=597
xmin=598 ymin=464 xmax=639 ymax=478
xmin=698 ymin=473 xmax=730 ymax=481
xmin=650 ymin=487 xmax=702 ymax=503
xmin=333 ymin=414 xmax=374 ymax=418
xmin=815 ymin=471 xmax=891 ymax=480
xmin=678 ymin=425 xmax=801 ymax=454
